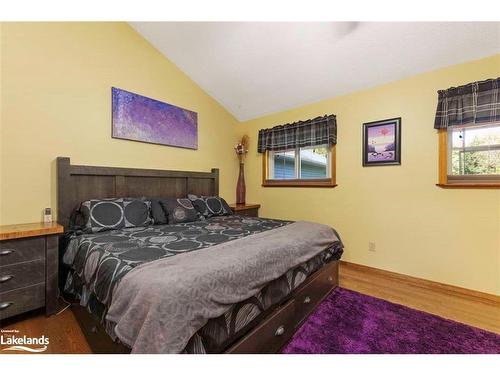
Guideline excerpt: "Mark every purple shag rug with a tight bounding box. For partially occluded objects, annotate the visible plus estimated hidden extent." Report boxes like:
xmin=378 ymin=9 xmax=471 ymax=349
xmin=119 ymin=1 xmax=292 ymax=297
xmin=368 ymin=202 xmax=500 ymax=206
xmin=282 ymin=288 xmax=500 ymax=354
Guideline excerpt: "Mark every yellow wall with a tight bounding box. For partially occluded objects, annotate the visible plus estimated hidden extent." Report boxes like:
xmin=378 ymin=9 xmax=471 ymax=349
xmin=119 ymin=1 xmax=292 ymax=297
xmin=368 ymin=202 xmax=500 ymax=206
xmin=239 ymin=55 xmax=500 ymax=295
xmin=0 ymin=22 xmax=239 ymax=225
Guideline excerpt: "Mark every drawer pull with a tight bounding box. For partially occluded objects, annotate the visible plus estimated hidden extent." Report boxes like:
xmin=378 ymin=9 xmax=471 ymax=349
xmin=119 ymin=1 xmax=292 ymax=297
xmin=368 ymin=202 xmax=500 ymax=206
xmin=275 ymin=325 xmax=285 ymax=336
xmin=328 ymin=276 xmax=333 ymax=282
xmin=0 ymin=301 xmax=13 ymax=310
xmin=0 ymin=249 xmax=14 ymax=256
xmin=303 ymin=296 xmax=311 ymax=304
xmin=0 ymin=275 xmax=14 ymax=283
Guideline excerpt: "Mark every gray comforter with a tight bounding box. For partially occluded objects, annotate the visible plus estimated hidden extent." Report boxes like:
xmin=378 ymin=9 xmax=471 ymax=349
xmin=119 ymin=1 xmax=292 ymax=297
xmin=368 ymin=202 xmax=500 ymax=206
xmin=106 ymin=221 xmax=341 ymax=353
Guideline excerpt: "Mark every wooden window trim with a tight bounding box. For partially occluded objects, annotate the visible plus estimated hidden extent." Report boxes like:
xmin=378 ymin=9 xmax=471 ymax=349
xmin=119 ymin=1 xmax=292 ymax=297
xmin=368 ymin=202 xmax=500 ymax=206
xmin=262 ymin=145 xmax=337 ymax=188
xmin=437 ymin=129 xmax=500 ymax=189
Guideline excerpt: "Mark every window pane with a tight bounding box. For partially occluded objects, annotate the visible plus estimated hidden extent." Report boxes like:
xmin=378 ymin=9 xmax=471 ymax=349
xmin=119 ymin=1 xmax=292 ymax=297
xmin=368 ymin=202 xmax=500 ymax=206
xmin=300 ymin=147 xmax=328 ymax=179
xmin=271 ymin=150 xmax=296 ymax=179
xmin=463 ymin=126 xmax=500 ymax=147
xmin=449 ymin=125 xmax=500 ymax=176
xmin=452 ymin=149 xmax=500 ymax=175
xmin=451 ymin=128 xmax=464 ymax=148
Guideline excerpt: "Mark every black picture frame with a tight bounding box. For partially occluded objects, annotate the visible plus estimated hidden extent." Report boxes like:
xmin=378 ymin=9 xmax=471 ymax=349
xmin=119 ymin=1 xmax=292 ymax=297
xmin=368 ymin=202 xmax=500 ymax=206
xmin=362 ymin=117 xmax=401 ymax=167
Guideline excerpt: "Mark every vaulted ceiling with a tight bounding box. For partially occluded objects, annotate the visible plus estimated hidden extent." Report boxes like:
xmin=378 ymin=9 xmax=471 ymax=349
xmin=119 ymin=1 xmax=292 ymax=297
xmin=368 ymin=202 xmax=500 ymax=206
xmin=131 ymin=22 xmax=500 ymax=121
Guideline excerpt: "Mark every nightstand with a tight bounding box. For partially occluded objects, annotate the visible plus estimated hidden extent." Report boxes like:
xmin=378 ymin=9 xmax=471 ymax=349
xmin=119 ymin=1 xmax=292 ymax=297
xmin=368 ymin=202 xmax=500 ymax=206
xmin=0 ymin=222 xmax=64 ymax=320
xmin=229 ymin=203 xmax=260 ymax=217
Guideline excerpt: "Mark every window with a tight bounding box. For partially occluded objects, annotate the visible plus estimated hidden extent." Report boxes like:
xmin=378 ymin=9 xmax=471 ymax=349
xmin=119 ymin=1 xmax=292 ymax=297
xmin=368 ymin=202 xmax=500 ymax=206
xmin=263 ymin=145 xmax=336 ymax=187
xmin=438 ymin=123 xmax=500 ymax=187
xmin=435 ymin=78 xmax=500 ymax=188
xmin=258 ymin=114 xmax=337 ymax=187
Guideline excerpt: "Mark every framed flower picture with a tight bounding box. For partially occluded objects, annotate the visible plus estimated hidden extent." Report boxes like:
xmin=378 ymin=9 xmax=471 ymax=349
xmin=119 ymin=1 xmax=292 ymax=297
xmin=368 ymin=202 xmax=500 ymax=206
xmin=362 ymin=117 xmax=401 ymax=166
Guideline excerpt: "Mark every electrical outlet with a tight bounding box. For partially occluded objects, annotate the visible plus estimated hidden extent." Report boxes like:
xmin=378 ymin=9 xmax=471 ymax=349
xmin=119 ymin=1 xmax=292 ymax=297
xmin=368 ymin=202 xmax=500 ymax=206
xmin=368 ymin=242 xmax=376 ymax=252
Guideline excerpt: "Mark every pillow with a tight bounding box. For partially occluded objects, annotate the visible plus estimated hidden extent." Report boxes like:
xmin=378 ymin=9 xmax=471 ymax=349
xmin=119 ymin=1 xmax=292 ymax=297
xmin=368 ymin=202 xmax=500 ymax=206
xmin=80 ymin=197 xmax=152 ymax=233
xmin=150 ymin=199 xmax=168 ymax=225
xmin=158 ymin=197 xmax=200 ymax=224
xmin=188 ymin=195 xmax=233 ymax=218
xmin=123 ymin=198 xmax=152 ymax=228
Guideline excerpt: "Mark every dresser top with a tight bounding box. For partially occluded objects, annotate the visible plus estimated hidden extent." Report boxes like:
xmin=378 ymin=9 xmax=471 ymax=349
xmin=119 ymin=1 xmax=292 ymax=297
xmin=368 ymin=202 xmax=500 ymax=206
xmin=0 ymin=222 xmax=64 ymax=240
xmin=229 ymin=203 xmax=261 ymax=211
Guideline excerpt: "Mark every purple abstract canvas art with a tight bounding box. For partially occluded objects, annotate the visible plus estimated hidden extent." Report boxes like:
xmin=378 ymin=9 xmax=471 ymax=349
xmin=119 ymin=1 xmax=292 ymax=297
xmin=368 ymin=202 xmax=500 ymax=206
xmin=112 ymin=87 xmax=198 ymax=149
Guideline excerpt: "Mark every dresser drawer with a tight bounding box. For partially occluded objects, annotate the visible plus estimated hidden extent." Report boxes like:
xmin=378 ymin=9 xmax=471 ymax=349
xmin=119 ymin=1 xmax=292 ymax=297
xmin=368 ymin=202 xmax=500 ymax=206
xmin=0 ymin=237 xmax=45 ymax=266
xmin=0 ymin=259 xmax=45 ymax=293
xmin=0 ymin=283 xmax=45 ymax=320
xmin=227 ymin=299 xmax=296 ymax=353
xmin=293 ymin=261 xmax=338 ymax=328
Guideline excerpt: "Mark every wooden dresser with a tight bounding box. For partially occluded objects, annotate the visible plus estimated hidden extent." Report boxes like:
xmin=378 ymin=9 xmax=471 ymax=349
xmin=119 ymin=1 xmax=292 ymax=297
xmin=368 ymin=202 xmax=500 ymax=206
xmin=0 ymin=222 xmax=63 ymax=321
xmin=229 ymin=203 xmax=260 ymax=217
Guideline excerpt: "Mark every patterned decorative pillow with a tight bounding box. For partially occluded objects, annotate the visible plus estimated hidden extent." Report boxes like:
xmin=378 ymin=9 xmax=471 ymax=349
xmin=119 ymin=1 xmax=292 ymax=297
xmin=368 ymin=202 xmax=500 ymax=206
xmin=80 ymin=198 xmax=152 ymax=233
xmin=123 ymin=198 xmax=152 ymax=228
xmin=188 ymin=195 xmax=233 ymax=218
xmin=159 ymin=198 xmax=200 ymax=224
xmin=150 ymin=198 xmax=168 ymax=225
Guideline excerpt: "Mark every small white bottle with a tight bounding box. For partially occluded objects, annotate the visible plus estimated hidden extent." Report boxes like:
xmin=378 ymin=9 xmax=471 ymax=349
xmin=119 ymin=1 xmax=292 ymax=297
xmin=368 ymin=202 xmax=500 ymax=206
xmin=44 ymin=208 xmax=52 ymax=223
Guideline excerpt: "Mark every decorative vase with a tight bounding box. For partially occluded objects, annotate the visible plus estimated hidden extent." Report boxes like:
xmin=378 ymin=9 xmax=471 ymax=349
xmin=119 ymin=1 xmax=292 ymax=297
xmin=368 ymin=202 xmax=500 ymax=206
xmin=236 ymin=163 xmax=246 ymax=204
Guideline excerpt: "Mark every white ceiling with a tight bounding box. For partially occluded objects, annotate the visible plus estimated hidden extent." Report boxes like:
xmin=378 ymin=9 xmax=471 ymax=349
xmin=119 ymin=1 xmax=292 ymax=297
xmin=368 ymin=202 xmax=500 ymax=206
xmin=130 ymin=22 xmax=500 ymax=121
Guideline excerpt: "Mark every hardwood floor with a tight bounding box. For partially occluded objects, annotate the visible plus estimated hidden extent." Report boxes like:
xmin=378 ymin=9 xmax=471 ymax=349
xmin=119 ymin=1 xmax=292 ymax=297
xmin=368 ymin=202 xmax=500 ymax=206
xmin=339 ymin=261 xmax=500 ymax=334
xmin=1 ymin=261 xmax=498 ymax=354
xmin=0 ymin=305 xmax=91 ymax=354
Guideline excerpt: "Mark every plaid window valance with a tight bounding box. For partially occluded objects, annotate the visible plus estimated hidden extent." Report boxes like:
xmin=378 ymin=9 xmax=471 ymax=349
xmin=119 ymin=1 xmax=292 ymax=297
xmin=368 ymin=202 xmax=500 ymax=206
xmin=257 ymin=114 xmax=337 ymax=153
xmin=434 ymin=77 xmax=500 ymax=129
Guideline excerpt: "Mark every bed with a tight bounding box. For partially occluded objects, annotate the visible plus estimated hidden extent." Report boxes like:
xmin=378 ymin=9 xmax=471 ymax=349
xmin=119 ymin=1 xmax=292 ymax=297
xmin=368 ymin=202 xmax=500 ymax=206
xmin=57 ymin=157 xmax=343 ymax=354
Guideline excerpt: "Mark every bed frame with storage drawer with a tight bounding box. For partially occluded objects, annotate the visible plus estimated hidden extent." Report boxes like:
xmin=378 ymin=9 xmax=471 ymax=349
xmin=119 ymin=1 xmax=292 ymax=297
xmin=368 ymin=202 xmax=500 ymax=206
xmin=57 ymin=157 xmax=339 ymax=354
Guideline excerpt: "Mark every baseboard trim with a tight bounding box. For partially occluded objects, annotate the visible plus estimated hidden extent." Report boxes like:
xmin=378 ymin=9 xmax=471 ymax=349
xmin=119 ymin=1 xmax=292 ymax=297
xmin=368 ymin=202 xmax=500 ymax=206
xmin=339 ymin=261 xmax=500 ymax=306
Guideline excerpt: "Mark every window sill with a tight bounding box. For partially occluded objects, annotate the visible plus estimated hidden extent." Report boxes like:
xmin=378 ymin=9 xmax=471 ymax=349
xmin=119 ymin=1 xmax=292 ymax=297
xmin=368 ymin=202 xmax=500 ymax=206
xmin=436 ymin=183 xmax=500 ymax=189
xmin=262 ymin=179 xmax=337 ymax=188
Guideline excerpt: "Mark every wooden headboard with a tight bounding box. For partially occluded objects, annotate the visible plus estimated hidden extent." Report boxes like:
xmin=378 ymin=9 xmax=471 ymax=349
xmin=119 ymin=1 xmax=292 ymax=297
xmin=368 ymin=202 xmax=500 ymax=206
xmin=56 ymin=157 xmax=219 ymax=229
